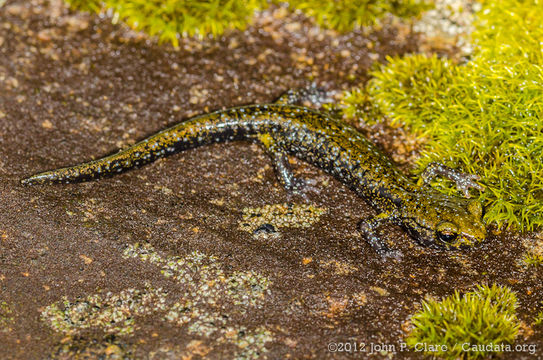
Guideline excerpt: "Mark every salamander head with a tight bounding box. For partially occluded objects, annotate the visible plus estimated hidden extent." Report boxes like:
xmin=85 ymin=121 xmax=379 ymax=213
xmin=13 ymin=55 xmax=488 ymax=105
xmin=402 ymin=194 xmax=486 ymax=250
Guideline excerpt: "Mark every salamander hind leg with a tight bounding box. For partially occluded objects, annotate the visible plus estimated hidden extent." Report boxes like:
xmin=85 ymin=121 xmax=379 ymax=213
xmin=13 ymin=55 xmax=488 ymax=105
xmin=257 ymin=133 xmax=308 ymax=193
xmin=359 ymin=213 xmax=402 ymax=259
xmin=420 ymin=162 xmax=485 ymax=198
xmin=274 ymin=84 xmax=336 ymax=107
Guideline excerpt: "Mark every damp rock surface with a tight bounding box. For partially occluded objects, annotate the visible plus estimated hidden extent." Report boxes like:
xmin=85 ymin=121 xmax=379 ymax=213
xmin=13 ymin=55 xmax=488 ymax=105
xmin=0 ymin=1 xmax=542 ymax=359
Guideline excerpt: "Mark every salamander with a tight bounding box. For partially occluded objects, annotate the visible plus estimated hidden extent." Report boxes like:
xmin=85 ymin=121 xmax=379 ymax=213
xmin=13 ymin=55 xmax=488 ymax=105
xmin=21 ymin=87 xmax=486 ymax=255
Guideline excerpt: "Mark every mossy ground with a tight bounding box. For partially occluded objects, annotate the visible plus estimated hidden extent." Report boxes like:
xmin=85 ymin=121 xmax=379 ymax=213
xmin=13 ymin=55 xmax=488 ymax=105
xmin=285 ymin=0 xmax=432 ymax=32
xmin=340 ymin=0 xmax=543 ymax=232
xmin=535 ymin=310 xmax=543 ymax=327
xmin=65 ymin=0 xmax=269 ymax=46
xmin=521 ymin=230 xmax=543 ymax=268
xmin=406 ymin=284 xmax=520 ymax=359
xmin=337 ymin=2 xmax=543 ymax=354
xmin=64 ymin=0 xmax=431 ymax=45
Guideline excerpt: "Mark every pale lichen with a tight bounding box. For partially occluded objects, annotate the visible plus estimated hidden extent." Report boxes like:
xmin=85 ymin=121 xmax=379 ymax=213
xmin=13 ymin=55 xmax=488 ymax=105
xmin=42 ymin=243 xmax=274 ymax=359
xmin=0 ymin=301 xmax=13 ymax=333
xmin=238 ymin=203 xmax=327 ymax=234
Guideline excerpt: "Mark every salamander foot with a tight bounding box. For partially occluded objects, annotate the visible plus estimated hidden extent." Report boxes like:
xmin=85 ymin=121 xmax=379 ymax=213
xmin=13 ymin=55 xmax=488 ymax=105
xmin=420 ymin=162 xmax=485 ymax=198
xmin=275 ymin=84 xmax=337 ymax=107
xmin=359 ymin=214 xmax=402 ymax=259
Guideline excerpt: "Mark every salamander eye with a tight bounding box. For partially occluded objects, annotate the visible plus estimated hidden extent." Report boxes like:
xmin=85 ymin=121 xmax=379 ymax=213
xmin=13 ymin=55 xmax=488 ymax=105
xmin=437 ymin=231 xmax=458 ymax=243
xmin=436 ymin=221 xmax=459 ymax=244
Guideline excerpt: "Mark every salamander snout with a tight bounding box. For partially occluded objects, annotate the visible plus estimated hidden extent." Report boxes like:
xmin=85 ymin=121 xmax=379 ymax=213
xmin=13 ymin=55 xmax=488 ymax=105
xmin=434 ymin=200 xmax=486 ymax=249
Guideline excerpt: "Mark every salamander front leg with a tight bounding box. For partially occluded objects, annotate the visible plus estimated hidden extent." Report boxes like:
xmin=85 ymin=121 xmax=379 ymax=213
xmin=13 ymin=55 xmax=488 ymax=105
xmin=359 ymin=213 xmax=402 ymax=258
xmin=420 ymin=162 xmax=485 ymax=198
xmin=257 ymin=134 xmax=306 ymax=193
xmin=274 ymin=84 xmax=336 ymax=107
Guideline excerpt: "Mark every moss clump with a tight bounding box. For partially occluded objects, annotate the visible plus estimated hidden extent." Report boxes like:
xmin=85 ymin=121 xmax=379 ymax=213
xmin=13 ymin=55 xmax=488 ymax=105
xmin=406 ymin=284 xmax=520 ymax=359
xmin=521 ymin=236 xmax=543 ymax=267
xmin=65 ymin=0 xmax=431 ymax=46
xmin=287 ymin=0 xmax=432 ymax=32
xmin=339 ymin=87 xmax=384 ymax=125
xmin=366 ymin=54 xmax=459 ymax=132
xmin=65 ymin=0 xmax=268 ymax=46
xmin=342 ymin=0 xmax=543 ymax=230
xmin=523 ymin=252 xmax=543 ymax=267
xmin=535 ymin=311 xmax=543 ymax=326
xmin=523 ymin=253 xmax=543 ymax=267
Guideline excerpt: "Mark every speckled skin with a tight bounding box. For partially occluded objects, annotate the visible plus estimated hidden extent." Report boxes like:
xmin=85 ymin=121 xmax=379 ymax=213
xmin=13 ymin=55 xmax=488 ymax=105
xmin=21 ymin=95 xmax=486 ymax=254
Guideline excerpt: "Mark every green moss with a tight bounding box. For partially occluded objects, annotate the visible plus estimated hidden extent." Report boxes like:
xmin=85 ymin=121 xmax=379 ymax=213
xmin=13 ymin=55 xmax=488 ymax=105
xmin=286 ymin=0 xmax=432 ymax=32
xmin=535 ymin=311 xmax=543 ymax=326
xmin=406 ymin=284 xmax=520 ymax=359
xmin=521 ymin=235 xmax=543 ymax=268
xmin=65 ymin=0 xmax=102 ymax=12
xmin=339 ymin=87 xmax=384 ymax=126
xmin=366 ymin=54 xmax=459 ymax=131
xmin=66 ymin=0 xmax=269 ymax=46
xmin=65 ymin=0 xmax=431 ymax=46
xmin=342 ymin=0 xmax=543 ymax=230
xmin=522 ymin=251 xmax=543 ymax=267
